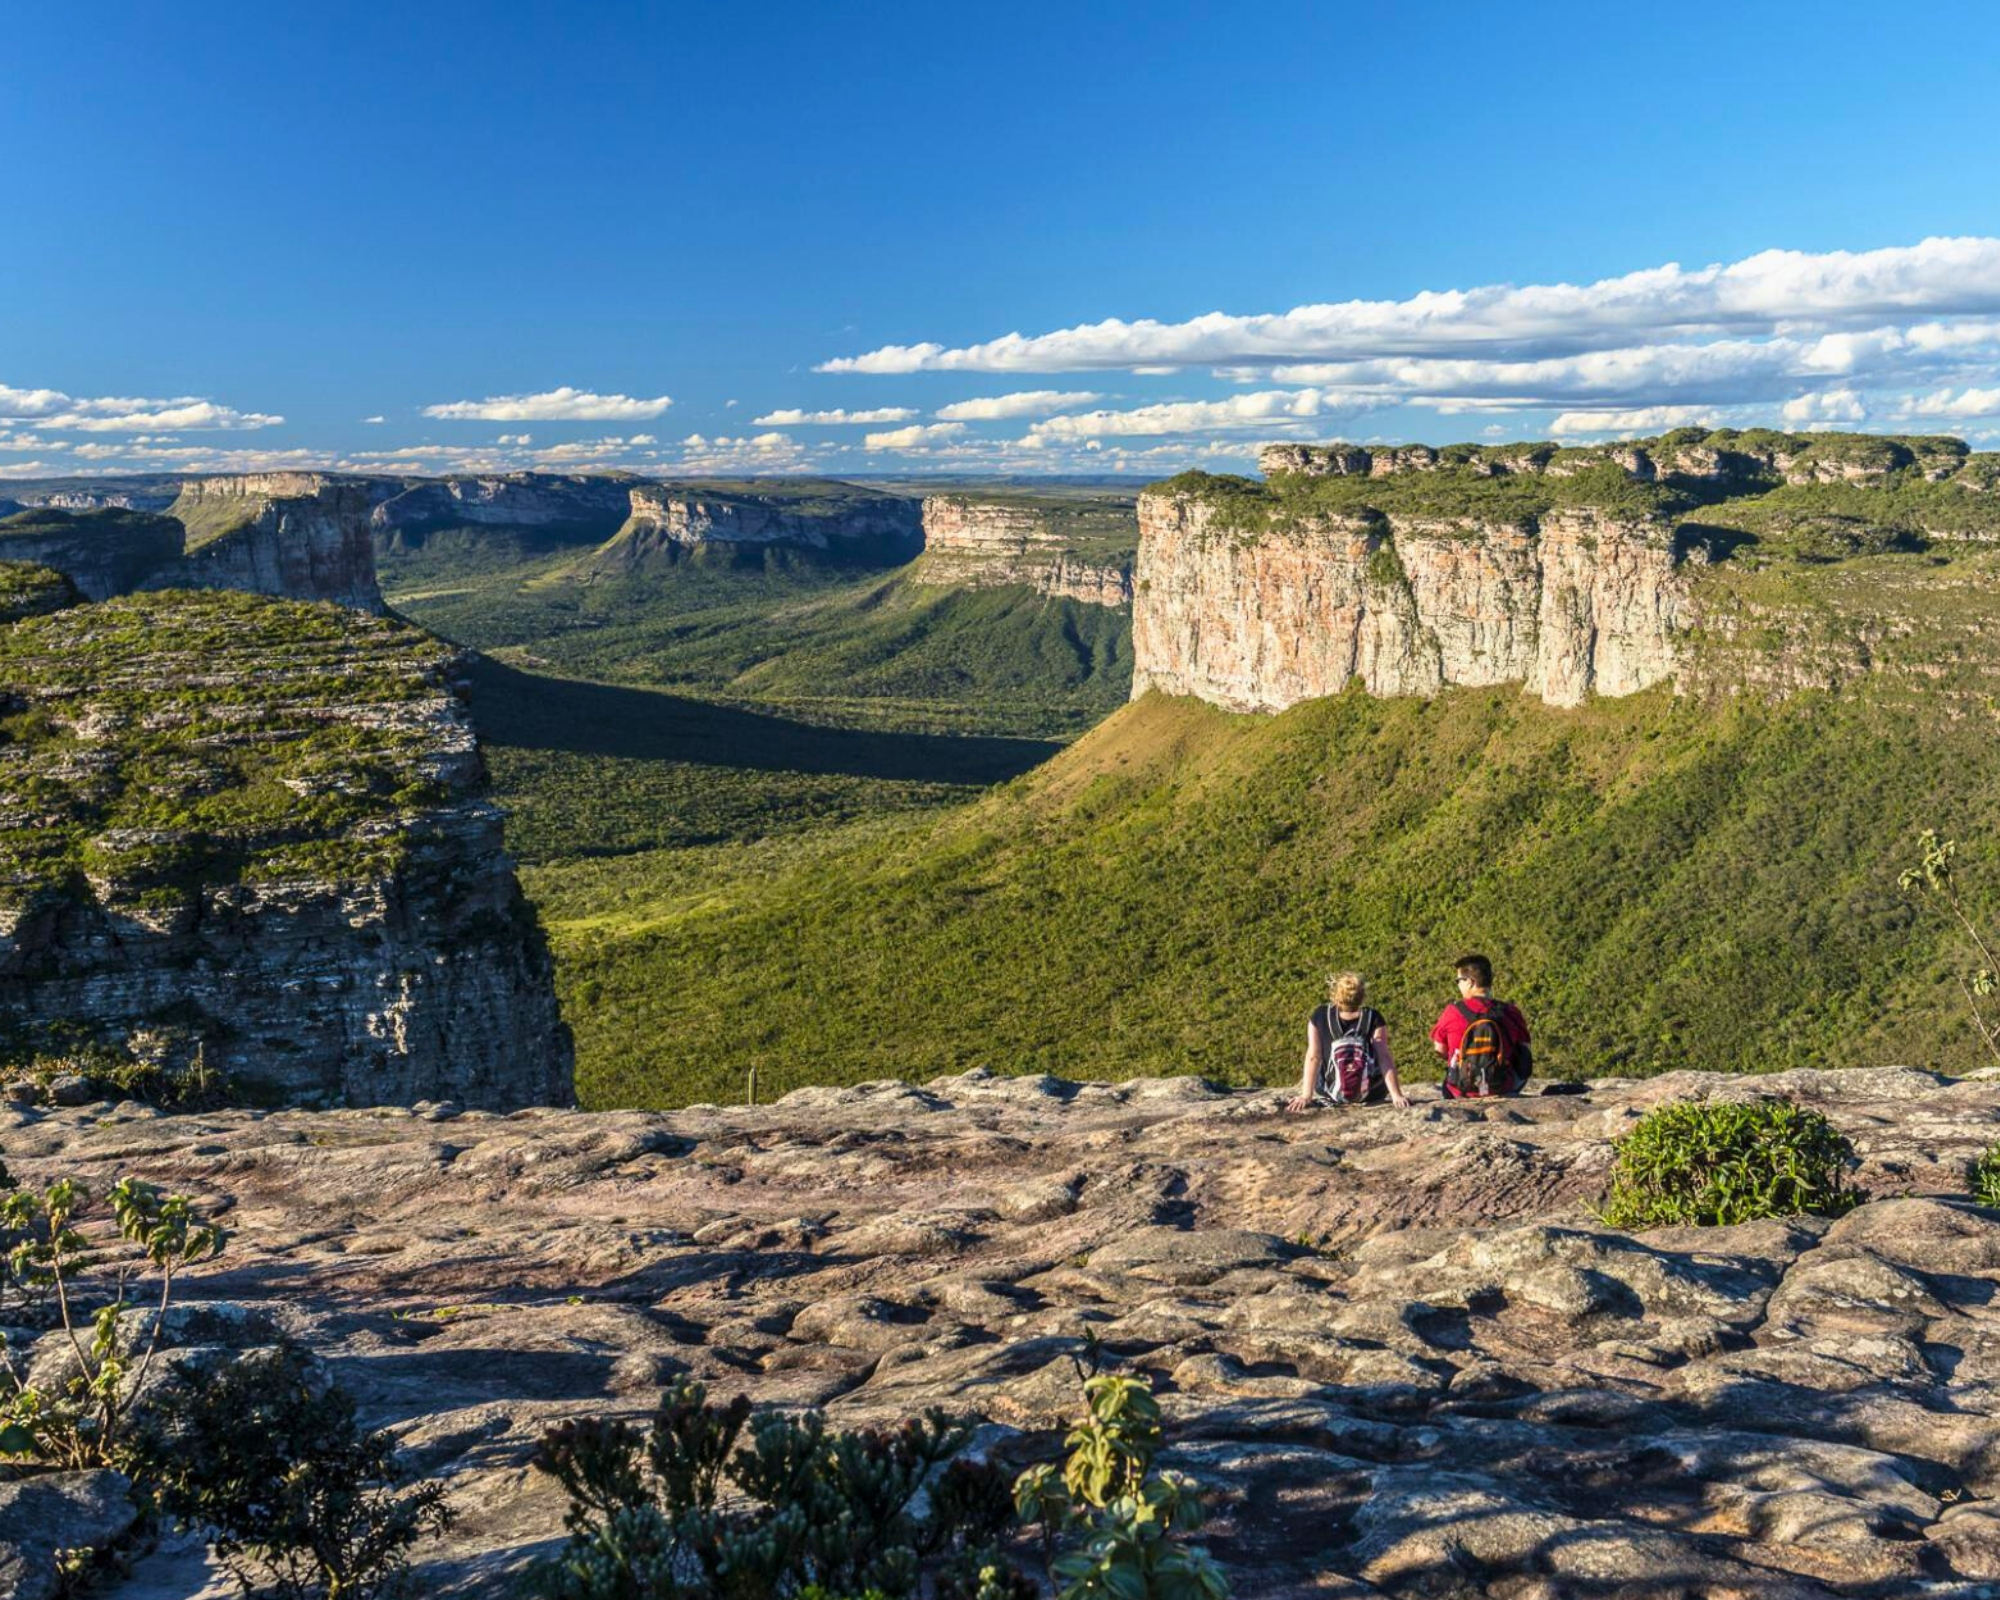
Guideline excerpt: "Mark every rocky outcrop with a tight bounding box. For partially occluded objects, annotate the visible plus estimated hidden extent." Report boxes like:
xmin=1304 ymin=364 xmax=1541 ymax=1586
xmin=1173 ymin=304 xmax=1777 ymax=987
xmin=28 ymin=1065 xmax=2000 ymax=1597
xmin=584 ymin=483 xmax=923 ymax=573
xmin=0 ymin=590 xmax=571 ymax=1110
xmin=8 ymin=487 xmax=180 ymax=512
xmin=371 ymin=473 xmax=635 ymax=550
xmin=915 ymin=496 xmax=1135 ymax=607
xmin=1132 ymin=492 xmax=1692 ymax=710
xmin=159 ymin=474 xmax=383 ymax=611
xmin=0 ymin=563 xmax=79 ymax=625
xmin=0 ymin=510 xmax=184 ymax=602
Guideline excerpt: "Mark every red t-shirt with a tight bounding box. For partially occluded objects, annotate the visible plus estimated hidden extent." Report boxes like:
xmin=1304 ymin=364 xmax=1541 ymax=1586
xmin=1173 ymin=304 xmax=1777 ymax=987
xmin=1431 ymin=996 xmax=1530 ymax=1062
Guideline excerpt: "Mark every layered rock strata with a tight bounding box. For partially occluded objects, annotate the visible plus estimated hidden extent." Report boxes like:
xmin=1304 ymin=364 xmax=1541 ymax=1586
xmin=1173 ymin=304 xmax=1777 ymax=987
xmin=1133 ymin=494 xmax=1691 ymax=710
xmin=0 ymin=510 xmax=185 ymax=602
xmin=160 ymin=473 xmax=384 ymax=611
xmin=586 ymin=483 xmax=923 ymax=572
xmin=916 ymin=496 xmax=1135 ymax=607
xmin=371 ymin=473 xmax=635 ymax=549
xmin=0 ymin=590 xmax=571 ymax=1109
xmin=27 ymin=1065 xmax=2000 ymax=1598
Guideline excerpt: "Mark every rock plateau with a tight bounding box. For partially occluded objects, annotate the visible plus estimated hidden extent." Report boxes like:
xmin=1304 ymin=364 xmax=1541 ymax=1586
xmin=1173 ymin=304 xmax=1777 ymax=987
xmin=14 ymin=1065 xmax=1993 ymax=1598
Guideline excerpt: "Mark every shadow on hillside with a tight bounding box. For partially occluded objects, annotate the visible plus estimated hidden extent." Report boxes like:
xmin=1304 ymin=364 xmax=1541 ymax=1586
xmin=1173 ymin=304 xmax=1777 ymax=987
xmin=464 ymin=655 xmax=1062 ymax=786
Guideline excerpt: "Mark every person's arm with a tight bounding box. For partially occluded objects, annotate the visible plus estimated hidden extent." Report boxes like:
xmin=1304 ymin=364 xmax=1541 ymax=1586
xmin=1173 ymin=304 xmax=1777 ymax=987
xmin=1287 ymin=1016 xmax=1325 ymax=1113
xmin=1431 ymin=1011 xmax=1451 ymax=1058
xmin=1374 ymin=1026 xmax=1411 ymax=1109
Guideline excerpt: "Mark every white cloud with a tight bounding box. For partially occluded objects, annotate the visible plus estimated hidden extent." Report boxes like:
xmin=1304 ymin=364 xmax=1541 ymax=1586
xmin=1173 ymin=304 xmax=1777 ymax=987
xmin=0 ymin=461 xmax=60 ymax=478
xmin=496 ymin=433 xmax=533 ymax=446
xmin=0 ymin=431 xmax=51 ymax=451
xmin=1549 ymin=405 xmax=1727 ymax=438
xmin=1898 ymin=385 xmax=2000 ymax=420
xmin=1781 ymin=387 xmax=1869 ymax=427
xmin=823 ymin=238 xmax=2000 ymax=375
xmin=421 ymin=385 xmax=673 ymax=422
xmin=0 ymin=383 xmax=284 ymax=433
xmin=1024 ymin=389 xmax=1372 ymax=442
xmin=361 ymin=414 xmax=387 ymax=425
xmin=676 ymin=431 xmax=816 ymax=472
xmin=933 ymin=390 xmax=1106 ymax=421
xmin=753 ymin=406 xmax=916 ymax=425
xmin=863 ymin=421 xmax=967 ymax=451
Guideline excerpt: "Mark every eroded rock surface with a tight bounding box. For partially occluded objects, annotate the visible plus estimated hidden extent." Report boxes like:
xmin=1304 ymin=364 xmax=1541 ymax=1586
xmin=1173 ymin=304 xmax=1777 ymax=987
xmin=23 ymin=1065 xmax=1997 ymax=1597
xmin=917 ymin=496 xmax=1136 ymax=607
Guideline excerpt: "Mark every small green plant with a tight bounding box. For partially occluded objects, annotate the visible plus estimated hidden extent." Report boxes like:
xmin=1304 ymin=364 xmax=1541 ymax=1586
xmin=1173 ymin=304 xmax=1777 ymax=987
xmin=1014 ymin=1375 xmax=1228 ymax=1600
xmin=1971 ymin=1140 xmax=2000 ymax=1209
xmin=1600 ymin=1099 xmax=1859 ymax=1229
xmin=136 ymin=1343 xmax=453 ymax=1600
xmin=1900 ymin=830 xmax=2000 ymax=1070
xmin=0 ymin=1176 xmax=222 ymax=1468
xmin=528 ymin=1378 xmax=1028 ymax=1599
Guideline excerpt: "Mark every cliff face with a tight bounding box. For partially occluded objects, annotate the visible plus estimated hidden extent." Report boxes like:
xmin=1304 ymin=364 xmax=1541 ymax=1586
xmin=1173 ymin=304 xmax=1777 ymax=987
xmin=915 ymin=497 xmax=1135 ymax=607
xmin=1141 ymin=428 xmax=2000 ymax=715
xmin=0 ymin=590 xmax=572 ymax=1109
xmin=371 ymin=473 xmax=634 ymax=550
xmin=160 ymin=474 xmax=383 ymax=611
xmin=0 ymin=510 xmax=186 ymax=602
xmin=1132 ymin=494 xmax=1689 ymax=710
xmin=586 ymin=483 xmax=923 ymax=573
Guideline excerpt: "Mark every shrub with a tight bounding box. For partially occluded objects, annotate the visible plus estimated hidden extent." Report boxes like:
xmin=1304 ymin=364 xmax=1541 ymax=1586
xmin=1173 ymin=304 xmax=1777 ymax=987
xmin=1014 ymin=1374 xmax=1228 ymax=1600
xmin=1600 ymin=1099 xmax=1860 ymax=1229
xmin=1972 ymin=1141 xmax=2000 ymax=1209
xmin=1900 ymin=830 xmax=2000 ymax=1072
xmin=0 ymin=1175 xmax=222 ymax=1468
xmin=527 ymin=1378 xmax=1028 ymax=1599
xmin=135 ymin=1342 xmax=452 ymax=1600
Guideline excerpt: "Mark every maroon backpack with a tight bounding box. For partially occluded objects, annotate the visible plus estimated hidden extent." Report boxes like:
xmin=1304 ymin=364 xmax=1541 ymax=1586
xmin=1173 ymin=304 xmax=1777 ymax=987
xmin=1445 ymin=999 xmax=1527 ymax=1098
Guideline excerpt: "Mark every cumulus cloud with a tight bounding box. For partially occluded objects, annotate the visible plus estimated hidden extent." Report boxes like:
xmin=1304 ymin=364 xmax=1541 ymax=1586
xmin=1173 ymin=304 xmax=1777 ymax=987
xmin=1023 ymin=389 xmax=1372 ymax=442
xmin=422 ymin=385 xmax=673 ymax=422
xmin=1549 ymin=405 xmax=1727 ymax=438
xmin=1898 ymin=385 xmax=2000 ymax=420
xmin=753 ymin=406 xmax=916 ymax=425
xmin=677 ymin=431 xmax=816 ymax=472
xmin=863 ymin=421 xmax=967 ymax=451
xmin=823 ymin=239 xmax=2000 ymax=375
xmin=496 ymin=433 xmax=533 ymax=446
xmin=361 ymin=415 xmax=387 ymax=425
xmin=0 ymin=383 xmax=284 ymax=432
xmin=933 ymin=390 xmax=1106 ymax=421
xmin=1781 ymin=387 xmax=1869 ymax=427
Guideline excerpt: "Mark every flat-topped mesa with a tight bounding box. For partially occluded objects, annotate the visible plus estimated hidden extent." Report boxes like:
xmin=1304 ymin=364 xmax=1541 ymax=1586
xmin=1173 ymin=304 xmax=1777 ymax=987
xmin=0 ymin=590 xmax=573 ymax=1109
xmin=583 ymin=481 xmax=923 ymax=573
xmin=370 ymin=472 xmax=636 ymax=548
xmin=915 ymin=495 xmax=1136 ymax=608
xmin=159 ymin=473 xmax=384 ymax=611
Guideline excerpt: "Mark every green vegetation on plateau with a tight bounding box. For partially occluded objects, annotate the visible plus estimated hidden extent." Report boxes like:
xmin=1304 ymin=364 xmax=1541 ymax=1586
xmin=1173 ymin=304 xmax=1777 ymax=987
xmin=0 ymin=590 xmax=460 ymax=922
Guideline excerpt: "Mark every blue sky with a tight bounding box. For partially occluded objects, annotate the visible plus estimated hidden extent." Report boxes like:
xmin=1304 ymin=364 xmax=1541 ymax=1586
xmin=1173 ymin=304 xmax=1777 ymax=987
xmin=8 ymin=0 xmax=2000 ymax=478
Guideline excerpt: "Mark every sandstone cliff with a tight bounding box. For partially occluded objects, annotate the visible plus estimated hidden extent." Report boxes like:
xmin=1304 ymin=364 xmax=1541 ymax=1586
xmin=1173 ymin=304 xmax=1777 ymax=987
xmin=584 ymin=482 xmax=923 ymax=573
xmin=915 ymin=495 xmax=1135 ymax=607
xmin=0 ymin=589 xmax=572 ymax=1109
xmin=371 ymin=472 xmax=635 ymax=551
xmin=159 ymin=473 xmax=384 ymax=611
xmin=0 ymin=508 xmax=186 ymax=602
xmin=30 ymin=1065 xmax=2000 ymax=1597
xmin=1142 ymin=429 xmax=2000 ymax=714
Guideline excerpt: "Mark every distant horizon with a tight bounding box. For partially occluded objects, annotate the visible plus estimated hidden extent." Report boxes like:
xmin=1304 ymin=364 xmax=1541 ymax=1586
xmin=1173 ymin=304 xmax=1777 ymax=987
xmin=12 ymin=1 xmax=2000 ymax=480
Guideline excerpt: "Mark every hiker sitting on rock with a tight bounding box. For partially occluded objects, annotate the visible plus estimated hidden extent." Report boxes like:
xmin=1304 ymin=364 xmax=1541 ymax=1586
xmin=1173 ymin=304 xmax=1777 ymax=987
xmin=1287 ymin=971 xmax=1411 ymax=1112
xmin=1431 ymin=953 xmax=1533 ymax=1098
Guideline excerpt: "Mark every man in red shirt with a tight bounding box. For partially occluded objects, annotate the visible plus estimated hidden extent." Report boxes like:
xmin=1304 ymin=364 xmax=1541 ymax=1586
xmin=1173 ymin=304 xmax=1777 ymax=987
xmin=1430 ymin=953 xmax=1531 ymax=1097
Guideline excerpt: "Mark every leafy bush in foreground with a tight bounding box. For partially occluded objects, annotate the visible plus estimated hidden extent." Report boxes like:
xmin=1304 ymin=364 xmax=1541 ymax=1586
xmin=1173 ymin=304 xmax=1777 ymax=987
xmin=136 ymin=1342 xmax=452 ymax=1600
xmin=1601 ymin=1100 xmax=1859 ymax=1228
xmin=1015 ymin=1374 xmax=1227 ymax=1600
xmin=527 ymin=1379 xmax=1027 ymax=1600
xmin=1972 ymin=1140 xmax=2000 ymax=1209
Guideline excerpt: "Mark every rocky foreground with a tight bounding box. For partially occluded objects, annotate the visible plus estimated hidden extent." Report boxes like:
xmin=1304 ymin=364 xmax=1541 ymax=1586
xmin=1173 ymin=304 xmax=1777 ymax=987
xmin=11 ymin=1065 xmax=2000 ymax=1598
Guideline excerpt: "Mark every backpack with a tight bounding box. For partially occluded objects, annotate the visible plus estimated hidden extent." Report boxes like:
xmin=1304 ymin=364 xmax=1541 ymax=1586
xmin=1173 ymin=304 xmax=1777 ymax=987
xmin=1320 ymin=1006 xmax=1380 ymax=1102
xmin=1445 ymin=999 xmax=1530 ymax=1098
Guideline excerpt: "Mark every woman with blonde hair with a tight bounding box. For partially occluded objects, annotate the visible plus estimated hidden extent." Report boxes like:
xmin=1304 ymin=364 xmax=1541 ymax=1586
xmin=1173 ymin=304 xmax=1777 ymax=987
xmin=1287 ymin=970 xmax=1411 ymax=1112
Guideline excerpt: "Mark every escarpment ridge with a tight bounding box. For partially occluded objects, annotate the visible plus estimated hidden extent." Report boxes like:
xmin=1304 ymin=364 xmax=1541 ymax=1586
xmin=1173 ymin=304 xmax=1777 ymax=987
xmin=0 ymin=588 xmax=573 ymax=1109
xmin=584 ymin=480 xmax=924 ymax=573
xmin=916 ymin=493 xmax=1136 ymax=607
xmin=1137 ymin=428 xmax=2000 ymax=713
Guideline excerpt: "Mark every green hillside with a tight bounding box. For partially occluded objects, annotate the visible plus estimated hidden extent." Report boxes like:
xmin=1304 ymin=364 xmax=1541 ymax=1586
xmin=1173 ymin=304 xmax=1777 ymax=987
xmin=389 ymin=551 xmax=1132 ymax=739
xmin=536 ymin=564 xmax=2000 ymax=1107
